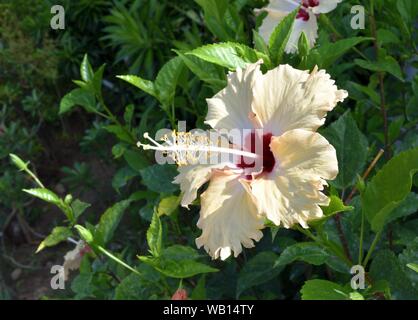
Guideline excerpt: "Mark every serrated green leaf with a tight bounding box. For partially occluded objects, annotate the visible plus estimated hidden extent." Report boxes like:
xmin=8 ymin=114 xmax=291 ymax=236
xmin=139 ymin=164 xmax=178 ymax=194
xmin=147 ymin=211 xmax=162 ymax=256
xmin=320 ymin=195 xmax=354 ymax=218
xmin=407 ymin=263 xmax=418 ymax=273
xmin=362 ymin=147 xmax=418 ymax=232
xmin=370 ymin=250 xmax=418 ymax=299
xmin=236 ymin=252 xmax=283 ymax=298
xmin=74 ymin=225 xmax=93 ymax=244
xmin=36 ymin=226 xmax=72 ymax=253
xmin=71 ymin=199 xmax=91 ymax=221
xmin=96 ymin=200 xmax=132 ymax=245
xmin=301 ymin=279 xmax=349 ymax=300
xmin=175 ymin=50 xmax=226 ymax=90
xmin=399 ymin=238 xmax=418 ymax=285
xmin=306 ymin=37 xmax=372 ymax=69
xmin=277 ymin=242 xmax=330 ymax=266
xmin=186 ymin=43 xmax=248 ymax=70
xmin=155 ymin=56 xmax=185 ymax=108
xmin=157 ymin=196 xmax=179 ymax=216
xmin=116 ymin=75 xmax=157 ymax=98
xmin=104 ymin=125 xmax=134 ymax=144
xmin=139 ymin=255 xmax=217 ymax=279
xmin=23 ymin=188 xmax=73 ymax=222
xmin=268 ymin=8 xmax=297 ymax=64
xmin=59 ymin=88 xmax=96 ymax=114
xmin=354 ymin=56 xmax=404 ymax=81
xmin=80 ymin=54 xmax=94 ymax=83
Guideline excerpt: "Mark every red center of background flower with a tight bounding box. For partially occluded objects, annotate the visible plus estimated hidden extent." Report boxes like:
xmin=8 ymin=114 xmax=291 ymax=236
xmin=237 ymin=132 xmax=275 ymax=177
xmin=297 ymin=0 xmax=319 ymax=21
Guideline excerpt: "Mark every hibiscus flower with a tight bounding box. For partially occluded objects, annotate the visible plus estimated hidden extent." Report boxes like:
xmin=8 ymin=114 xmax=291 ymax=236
xmin=257 ymin=0 xmax=343 ymax=53
xmin=139 ymin=61 xmax=347 ymax=260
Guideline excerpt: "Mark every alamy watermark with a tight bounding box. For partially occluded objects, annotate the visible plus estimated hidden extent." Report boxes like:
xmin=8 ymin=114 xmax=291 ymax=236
xmin=50 ymin=5 xmax=65 ymax=30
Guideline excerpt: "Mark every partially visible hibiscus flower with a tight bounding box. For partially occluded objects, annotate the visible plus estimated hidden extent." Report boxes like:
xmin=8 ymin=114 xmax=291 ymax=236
xmin=139 ymin=61 xmax=347 ymax=260
xmin=257 ymin=0 xmax=343 ymax=53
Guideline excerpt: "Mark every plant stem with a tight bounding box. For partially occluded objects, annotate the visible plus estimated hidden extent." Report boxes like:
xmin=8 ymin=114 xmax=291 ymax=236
xmin=98 ymin=96 xmax=137 ymax=144
xmin=358 ymin=206 xmax=365 ymax=265
xmin=344 ymin=148 xmax=385 ymax=204
xmin=362 ymin=230 xmax=382 ymax=267
xmin=296 ymin=226 xmax=352 ymax=267
xmin=333 ymin=214 xmax=353 ymax=263
xmin=369 ymin=0 xmax=390 ymax=160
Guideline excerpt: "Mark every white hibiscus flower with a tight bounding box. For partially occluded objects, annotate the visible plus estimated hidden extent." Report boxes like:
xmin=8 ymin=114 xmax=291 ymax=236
xmin=258 ymin=0 xmax=343 ymax=53
xmin=139 ymin=61 xmax=347 ymax=260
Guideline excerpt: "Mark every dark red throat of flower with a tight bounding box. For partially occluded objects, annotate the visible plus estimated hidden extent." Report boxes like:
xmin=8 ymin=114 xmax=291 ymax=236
xmin=297 ymin=0 xmax=319 ymax=21
xmin=237 ymin=132 xmax=275 ymax=177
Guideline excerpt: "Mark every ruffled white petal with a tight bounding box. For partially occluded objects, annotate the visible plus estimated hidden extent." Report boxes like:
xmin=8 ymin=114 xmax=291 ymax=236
xmin=312 ymin=0 xmax=343 ymax=14
xmin=252 ymin=64 xmax=348 ymax=135
xmin=205 ymin=61 xmax=263 ymax=131
xmin=267 ymin=0 xmax=300 ymax=12
xmin=250 ymin=129 xmax=338 ymax=228
xmin=196 ymin=172 xmax=264 ymax=260
xmin=285 ymin=12 xmax=318 ymax=54
xmin=173 ymin=162 xmax=236 ymax=208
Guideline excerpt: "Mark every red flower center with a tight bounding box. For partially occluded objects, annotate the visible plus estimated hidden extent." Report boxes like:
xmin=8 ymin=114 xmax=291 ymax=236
xmin=237 ymin=132 xmax=275 ymax=178
xmin=297 ymin=0 xmax=319 ymax=21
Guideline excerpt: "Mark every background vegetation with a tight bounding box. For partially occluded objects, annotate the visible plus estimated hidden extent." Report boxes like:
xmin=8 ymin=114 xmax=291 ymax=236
xmin=0 ymin=0 xmax=417 ymax=300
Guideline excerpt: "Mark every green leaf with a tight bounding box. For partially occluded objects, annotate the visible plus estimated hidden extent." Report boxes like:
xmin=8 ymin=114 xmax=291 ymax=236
xmin=407 ymin=263 xmax=418 ymax=273
xmin=277 ymin=242 xmax=330 ymax=266
xmin=236 ymin=252 xmax=283 ymax=298
xmin=74 ymin=225 xmax=94 ymax=244
xmin=92 ymin=64 xmax=106 ymax=96
xmin=139 ymin=164 xmax=178 ymax=194
xmin=349 ymin=292 xmax=365 ymax=300
xmin=155 ymin=56 xmax=185 ymax=108
xmin=323 ymin=111 xmax=369 ymax=189
xmin=23 ymin=188 xmax=73 ymax=222
xmin=104 ymin=125 xmax=134 ymax=144
xmin=80 ymin=54 xmax=94 ymax=83
xmin=306 ymin=37 xmax=372 ymax=69
xmin=385 ymin=192 xmax=418 ymax=225
xmin=115 ymin=265 xmax=162 ymax=299
xmin=139 ymin=256 xmax=217 ymax=279
xmin=71 ymin=199 xmax=91 ymax=221
xmin=147 ymin=211 xmax=163 ymax=256
xmin=186 ymin=43 xmax=249 ymax=70
xmin=354 ymin=56 xmax=404 ymax=81
xmin=175 ymin=50 xmax=226 ymax=90
xmin=399 ymin=238 xmax=418 ymax=285
xmin=370 ymin=250 xmax=418 ymax=299
xmin=269 ymin=9 xmax=298 ymax=64
xmin=163 ymin=245 xmax=201 ymax=260
xmin=123 ymin=149 xmax=150 ymax=172
xmin=377 ymin=29 xmax=400 ymax=46
xmin=157 ymin=196 xmax=180 ymax=216
xmin=362 ymin=147 xmax=418 ymax=232
xmin=9 ymin=153 xmax=28 ymax=171
xmin=112 ymin=167 xmax=139 ymax=192
xmin=191 ymin=275 xmax=207 ymax=300
xmin=36 ymin=226 xmax=72 ymax=253
xmin=116 ymin=75 xmax=157 ymax=99
xmin=59 ymin=88 xmax=96 ymax=114
xmin=320 ymin=195 xmax=354 ymax=218
xmin=96 ymin=200 xmax=132 ymax=245
xmin=194 ymin=0 xmax=233 ymax=41
xmin=301 ymin=279 xmax=349 ymax=300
